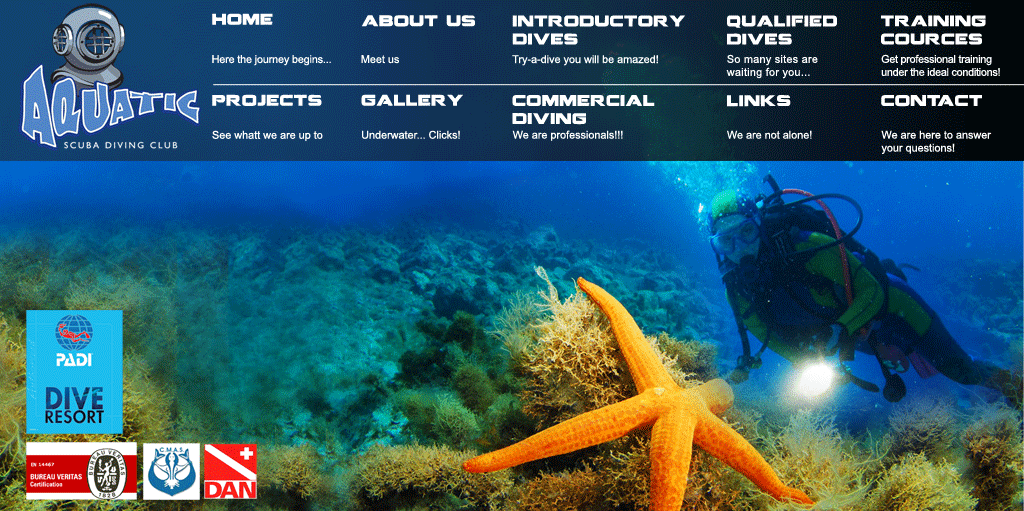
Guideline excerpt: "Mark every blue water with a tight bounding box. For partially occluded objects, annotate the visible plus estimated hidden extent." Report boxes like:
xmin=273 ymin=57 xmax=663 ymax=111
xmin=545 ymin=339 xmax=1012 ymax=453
xmin=2 ymin=161 xmax=1019 ymax=330
xmin=2 ymin=161 xmax=1021 ymax=397
xmin=3 ymin=160 xmax=1019 ymax=273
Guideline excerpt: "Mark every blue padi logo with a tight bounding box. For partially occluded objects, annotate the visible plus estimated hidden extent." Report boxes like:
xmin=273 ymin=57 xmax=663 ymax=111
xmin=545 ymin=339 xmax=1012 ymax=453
xmin=56 ymin=314 xmax=93 ymax=350
xmin=27 ymin=310 xmax=123 ymax=434
xmin=144 ymin=444 xmax=200 ymax=500
xmin=21 ymin=4 xmax=199 ymax=148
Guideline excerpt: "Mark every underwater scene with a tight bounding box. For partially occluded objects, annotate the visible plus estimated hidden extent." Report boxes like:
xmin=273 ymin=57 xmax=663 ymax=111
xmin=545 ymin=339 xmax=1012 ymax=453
xmin=0 ymin=161 xmax=1021 ymax=510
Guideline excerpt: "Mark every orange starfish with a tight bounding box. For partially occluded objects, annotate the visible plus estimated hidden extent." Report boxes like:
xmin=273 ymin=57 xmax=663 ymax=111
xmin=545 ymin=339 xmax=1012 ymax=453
xmin=464 ymin=277 xmax=814 ymax=510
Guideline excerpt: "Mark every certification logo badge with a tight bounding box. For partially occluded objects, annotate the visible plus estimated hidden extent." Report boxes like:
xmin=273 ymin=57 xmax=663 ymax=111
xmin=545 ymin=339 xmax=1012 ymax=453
xmin=26 ymin=310 xmax=123 ymax=434
xmin=204 ymin=444 xmax=258 ymax=499
xmin=144 ymin=443 xmax=200 ymax=499
xmin=26 ymin=442 xmax=137 ymax=500
xmin=21 ymin=4 xmax=199 ymax=148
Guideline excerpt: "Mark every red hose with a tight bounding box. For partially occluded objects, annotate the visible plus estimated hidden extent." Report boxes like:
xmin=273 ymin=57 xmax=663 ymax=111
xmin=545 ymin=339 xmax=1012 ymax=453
xmin=781 ymin=189 xmax=854 ymax=308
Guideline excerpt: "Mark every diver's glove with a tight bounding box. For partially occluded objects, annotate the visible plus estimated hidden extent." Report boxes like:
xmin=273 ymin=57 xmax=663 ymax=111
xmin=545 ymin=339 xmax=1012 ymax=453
xmin=825 ymin=323 xmax=843 ymax=354
xmin=729 ymin=367 xmax=749 ymax=383
xmin=835 ymin=361 xmax=851 ymax=378
xmin=729 ymin=354 xmax=762 ymax=383
xmin=835 ymin=361 xmax=881 ymax=393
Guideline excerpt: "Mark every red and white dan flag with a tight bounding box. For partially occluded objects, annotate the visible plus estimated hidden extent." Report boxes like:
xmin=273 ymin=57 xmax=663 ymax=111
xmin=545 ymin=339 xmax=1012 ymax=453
xmin=204 ymin=443 xmax=258 ymax=499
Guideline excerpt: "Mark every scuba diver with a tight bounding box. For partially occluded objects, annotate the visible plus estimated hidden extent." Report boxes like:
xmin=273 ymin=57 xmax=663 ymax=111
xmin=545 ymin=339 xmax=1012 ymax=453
xmin=708 ymin=176 xmax=1021 ymax=406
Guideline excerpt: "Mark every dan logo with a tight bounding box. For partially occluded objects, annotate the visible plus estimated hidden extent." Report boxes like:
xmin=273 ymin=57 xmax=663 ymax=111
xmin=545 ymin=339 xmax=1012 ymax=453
xmin=204 ymin=444 xmax=257 ymax=499
xmin=21 ymin=4 xmax=199 ymax=147
xmin=144 ymin=444 xmax=200 ymax=500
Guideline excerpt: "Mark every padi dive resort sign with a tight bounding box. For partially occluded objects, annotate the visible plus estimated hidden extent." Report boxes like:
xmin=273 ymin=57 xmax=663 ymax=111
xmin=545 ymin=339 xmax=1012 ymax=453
xmin=21 ymin=66 xmax=199 ymax=148
xmin=26 ymin=310 xmax=124 ymax=435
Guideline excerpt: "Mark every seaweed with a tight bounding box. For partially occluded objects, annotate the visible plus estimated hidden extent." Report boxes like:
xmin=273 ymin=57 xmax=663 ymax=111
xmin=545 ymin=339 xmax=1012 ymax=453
xmin=755 ymin=411 xmax=876 ymax=509
xmin=432 ymin=395 xmax=483 ymax=449
xmin=882 ymin=396 xmax=959 ymax=465
xmin=861 ymin=453 xmax=977 ymax=511
xmin=348 ymin=444 xmax=512 ymax=510
xmin=452 ymin=364 xmax=498 ymax=414
xmin=0 ymin=314 xmax=26 ymax=494
xmin=962 ymin=404 xmax=1024 ymax=511
xmin=259 ymin=443 xmax=335 ymax=506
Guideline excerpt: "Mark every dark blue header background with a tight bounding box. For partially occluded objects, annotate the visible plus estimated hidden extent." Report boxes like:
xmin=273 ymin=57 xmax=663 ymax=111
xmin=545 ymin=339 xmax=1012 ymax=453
xmin=5 ymin=1 xmax=1020 ymax=160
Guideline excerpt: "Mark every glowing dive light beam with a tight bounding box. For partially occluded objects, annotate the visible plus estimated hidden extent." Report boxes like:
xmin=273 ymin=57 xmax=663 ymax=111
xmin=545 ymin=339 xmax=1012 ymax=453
xmin=796 ymin=362 xmax=836 ymax=398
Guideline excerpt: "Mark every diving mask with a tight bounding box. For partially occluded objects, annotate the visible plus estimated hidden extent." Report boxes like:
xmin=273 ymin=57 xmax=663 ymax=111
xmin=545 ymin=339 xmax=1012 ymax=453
xmin=711 ymin=214 xmax=760 ymax=257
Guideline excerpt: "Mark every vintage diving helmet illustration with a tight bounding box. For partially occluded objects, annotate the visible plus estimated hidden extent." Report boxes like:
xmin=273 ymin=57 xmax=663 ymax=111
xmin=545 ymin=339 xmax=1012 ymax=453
xmin=51 ymin=4 xmax=125 ymax=90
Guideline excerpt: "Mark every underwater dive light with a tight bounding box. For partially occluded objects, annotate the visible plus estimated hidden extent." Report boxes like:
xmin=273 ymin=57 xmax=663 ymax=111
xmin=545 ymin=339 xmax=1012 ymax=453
xmin=795 ymin=362 xmax=836 ymax=398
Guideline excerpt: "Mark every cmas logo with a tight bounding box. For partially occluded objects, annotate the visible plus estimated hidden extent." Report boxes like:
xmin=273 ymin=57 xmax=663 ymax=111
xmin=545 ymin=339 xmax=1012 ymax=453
xmin=22 ymin=4 xmax=199 ymax=147
xmin=146 ymin=445 xmax=198 ymax=499
xmin=87 ymin=448 xmax=128 ymax=499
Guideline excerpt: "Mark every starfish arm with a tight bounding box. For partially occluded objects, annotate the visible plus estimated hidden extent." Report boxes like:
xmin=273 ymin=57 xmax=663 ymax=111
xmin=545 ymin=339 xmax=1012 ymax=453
xmin=694 ymin=378 xmax=734 ymax=415
xmin=692 ymin=411 xmax=815 ymax=506
xmin=577 ymin=277 xmax=675 ymax=391
xmin=649 ymin=408 xmax=694 ymax=511
xmin=463 ymin=389 xmax=667 ymax=473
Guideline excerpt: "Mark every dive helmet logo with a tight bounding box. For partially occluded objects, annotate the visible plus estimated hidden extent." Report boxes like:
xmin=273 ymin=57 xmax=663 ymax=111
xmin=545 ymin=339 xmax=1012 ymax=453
xmin=21 ymin=4 xmax=199 ymax=147
xmin=55 ymin=314 xmax=93 ymax=350
xmin=52 ymin=4 xmax=125 ymax=90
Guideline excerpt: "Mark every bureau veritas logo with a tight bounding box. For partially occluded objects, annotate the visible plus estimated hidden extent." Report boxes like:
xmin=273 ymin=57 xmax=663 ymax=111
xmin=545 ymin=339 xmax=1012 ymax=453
xmin=26 ymin=442 xmax=137 ymax=500
xmin=87 ymin=447 xmax=128 ymax=498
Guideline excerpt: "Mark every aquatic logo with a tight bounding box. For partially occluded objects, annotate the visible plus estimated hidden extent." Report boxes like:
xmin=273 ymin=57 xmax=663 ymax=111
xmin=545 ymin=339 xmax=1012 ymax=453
xmin=21 ymin=4 xmax=199 ymax=147
xmin=87 ymin=447 xmax=128 ymax=499
xmin=144 ymin=444 xmax=200 ymax=499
